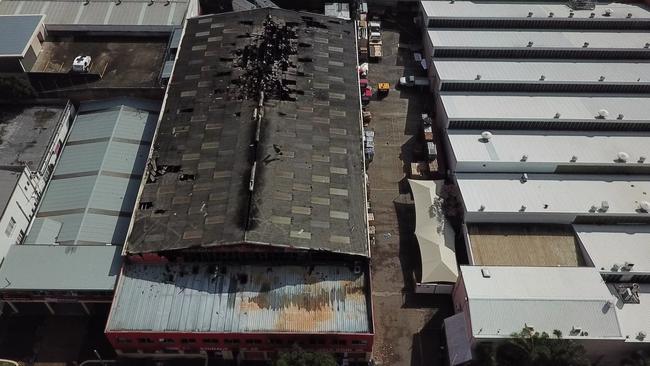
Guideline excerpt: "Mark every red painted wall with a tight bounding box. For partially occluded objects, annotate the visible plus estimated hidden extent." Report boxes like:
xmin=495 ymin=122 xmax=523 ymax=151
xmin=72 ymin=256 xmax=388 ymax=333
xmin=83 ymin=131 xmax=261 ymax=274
xmin=106 ymin=330 xmax=373 ymax=359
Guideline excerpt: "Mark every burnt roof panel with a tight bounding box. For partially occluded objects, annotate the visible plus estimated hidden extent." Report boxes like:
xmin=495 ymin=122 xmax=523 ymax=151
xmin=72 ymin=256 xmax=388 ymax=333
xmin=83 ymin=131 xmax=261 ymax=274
xmin=127 ymin=9 xmax=368 ymax=257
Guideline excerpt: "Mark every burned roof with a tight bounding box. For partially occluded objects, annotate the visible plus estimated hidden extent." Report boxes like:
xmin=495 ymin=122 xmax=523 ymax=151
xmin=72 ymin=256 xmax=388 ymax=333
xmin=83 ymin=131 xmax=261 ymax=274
xmin=127 ymin=9 xmax=368 ymax=256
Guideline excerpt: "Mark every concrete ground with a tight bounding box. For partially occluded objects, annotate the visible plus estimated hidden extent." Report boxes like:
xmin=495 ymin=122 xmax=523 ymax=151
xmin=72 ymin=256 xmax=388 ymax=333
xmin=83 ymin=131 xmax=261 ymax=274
xmin=365 ymin=18 xmax=453 ymax=366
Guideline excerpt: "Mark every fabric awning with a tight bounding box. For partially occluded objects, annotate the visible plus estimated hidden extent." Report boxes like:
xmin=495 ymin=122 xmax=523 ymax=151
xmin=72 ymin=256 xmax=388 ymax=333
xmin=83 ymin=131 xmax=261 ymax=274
xmin=409 ymin=179 xmax=458 ymax=283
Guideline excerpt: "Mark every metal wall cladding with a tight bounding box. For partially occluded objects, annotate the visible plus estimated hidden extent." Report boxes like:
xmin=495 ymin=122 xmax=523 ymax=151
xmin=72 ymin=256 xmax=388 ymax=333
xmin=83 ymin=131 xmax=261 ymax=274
xmin=108 ymin=263 xmax=370 ymax=334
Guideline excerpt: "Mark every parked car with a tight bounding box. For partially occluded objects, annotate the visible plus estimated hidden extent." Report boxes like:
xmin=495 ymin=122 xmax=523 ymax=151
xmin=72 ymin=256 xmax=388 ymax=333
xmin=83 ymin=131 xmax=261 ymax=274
xmin=398 ymin=75 xmax=429 ymax=88
xmin=72 ymin=55 xmax=92 ymax=73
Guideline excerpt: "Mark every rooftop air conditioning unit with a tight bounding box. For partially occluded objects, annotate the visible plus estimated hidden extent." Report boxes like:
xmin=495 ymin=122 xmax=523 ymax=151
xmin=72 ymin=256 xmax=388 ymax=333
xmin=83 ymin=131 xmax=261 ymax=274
xmin=604 ymin=8 xmax=613 ymax=16
xmin=541 ymin=75 xmax=546 ymax=81
xmin=599 ymin=76 xmax=605 ymax=82
xmin=611 ymin=263 xmax=620 ymax=272
xmin=480 ymin=131 xmax=492 ymax=141
xmin=570 ymin=155 xmax=578 ymax=162
xmin=527 ymin=11 xmax=533 ymax=17
xmin=639 ymin=156 xmax=646 ymax=163
xmin=645 ymin=43 xmax=650 ymax=49
xmin=570 ymin=326 xmax=583 ymax=336
xmin=597 ymin=109 xmax=609 ymax=118
xmin=548 ymin=12 xmax=554 ymax=17
xmin=527 ymin=41 xmax=534 ymax=47
xmin=521 ymin=154 xmax=528 ymax=162
xmin=627 ymin=13 xmax=633 ymax=18
xmin=479 ymin=204 xmax=486 ymax=211
xmin=600 ymin=201 xmax=609 ymax=212
xmin=618 ymin=113 xmax=624 ymax=120
xmin=621 ymin=262 xmax=635 ymax=271
xmin=520 ymin=205 xmax=527 ymax=212
xmin=618 ymin=151 xmax=630 ymax=162
xmin=638 ymin=331 xmax=647 ymax=341
xmin=554 ymin=112 xmax=561 ymax=118
xmin=481 ymin=268 xmax=491 ymax=278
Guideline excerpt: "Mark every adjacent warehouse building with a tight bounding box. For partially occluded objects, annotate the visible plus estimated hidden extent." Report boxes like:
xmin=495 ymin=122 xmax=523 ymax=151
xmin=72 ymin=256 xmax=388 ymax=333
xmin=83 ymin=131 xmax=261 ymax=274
xmin=0 ymin=0 xmax=197 ymax=32
xmin=106 ymin=9 xmax=372 ymax=363
xmin=419 ymin=1 xmax=650 ymax=364
xmin=0 ymin=15 xmax=45 ymax=72
xmin=0 ymin=98 xmax=159 ymax=314
xmin=0 ymin=102 xmax=73 ymax=260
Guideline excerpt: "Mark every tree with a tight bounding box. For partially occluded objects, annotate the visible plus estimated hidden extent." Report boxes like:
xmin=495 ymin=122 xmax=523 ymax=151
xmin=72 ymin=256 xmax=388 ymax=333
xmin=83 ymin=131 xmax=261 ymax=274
xmin=620 ymin=350 xmax=650 ymax=366
xmin=473 ymin=328 xmax=591 ymax=366
xmin=274 ymin=346 xmax=337 ymax=366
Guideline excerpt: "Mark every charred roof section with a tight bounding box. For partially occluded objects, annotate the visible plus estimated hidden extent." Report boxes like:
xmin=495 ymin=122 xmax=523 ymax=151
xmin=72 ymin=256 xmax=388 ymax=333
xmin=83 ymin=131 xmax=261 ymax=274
xmin=127 ymin=9 xmax=367 ymax=257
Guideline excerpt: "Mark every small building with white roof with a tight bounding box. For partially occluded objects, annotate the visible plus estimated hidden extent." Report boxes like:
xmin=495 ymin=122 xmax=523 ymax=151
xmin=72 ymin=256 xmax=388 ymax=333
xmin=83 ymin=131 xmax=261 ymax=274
xmin=456 ymin=173 xmax=650 ymax=224
xmin=431 ymin=60 xmax=650 ymax=93
xmin=436 ymin=94 xmax=650 ymax=130
xmin=446 ymin=130 xmax=650 ymax=174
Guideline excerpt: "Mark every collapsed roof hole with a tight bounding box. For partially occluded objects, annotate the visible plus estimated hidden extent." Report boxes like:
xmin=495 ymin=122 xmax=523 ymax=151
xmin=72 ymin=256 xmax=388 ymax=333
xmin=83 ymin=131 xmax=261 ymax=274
xmin=163 ymin=165 xmax=181 ymax=172
xmin=239 ymin=20 xmax=253 ymax=25
xmin=298 ymin=57 xmax=313 ymax=63
xmin=298 ymin=42 xmax=312 ymax=48
xmin=179 ymin=173 xmax=195 ymax=181
xmin=304 ymin=20 xmax=328 ymax=29
xmin=139 ymin=202 xmax=153 ymax=210
xmin=179 ymin=107 xmax=194 ymax=113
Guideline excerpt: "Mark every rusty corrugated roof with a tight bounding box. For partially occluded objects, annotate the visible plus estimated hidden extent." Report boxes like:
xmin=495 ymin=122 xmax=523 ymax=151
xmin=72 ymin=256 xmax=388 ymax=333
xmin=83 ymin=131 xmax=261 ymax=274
xmin=107 ymin=262 xmax=370 ymax=333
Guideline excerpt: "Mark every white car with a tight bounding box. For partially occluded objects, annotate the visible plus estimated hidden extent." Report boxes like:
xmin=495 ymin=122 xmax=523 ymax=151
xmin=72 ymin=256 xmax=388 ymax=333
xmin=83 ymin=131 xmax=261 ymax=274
xmin=72 ymin=55 xmax=92 ymax=73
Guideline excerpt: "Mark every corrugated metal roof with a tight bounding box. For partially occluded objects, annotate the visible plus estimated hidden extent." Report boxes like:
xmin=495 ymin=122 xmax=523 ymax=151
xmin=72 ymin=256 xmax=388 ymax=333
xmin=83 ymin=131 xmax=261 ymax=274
xmin=448 ymin=129 xmax=650 ymax=168
xmin=574 ymin=225 xmax=650 ymax=273
xmin=421 ymin=1 xmax=650 ymax=20
xmin=107 ymin=263 xmax=370 ymax=333
xmin=460 ymin=266 xmax=622 ymax=340
xmin=0 ymin=0 xmax=188 ymax=26
xmin=434 ymin=61 xmax=650 ymax=83
xmin=0 ymin=14 xmax=41 ymax=55
xmin=25 ymin=98 xmax=159 ymax=246
xmin=457 ymin=173 xmax=650 ymax=217
xmin=427 ymin=29 xmax=650 ymax=49
xmin=0 ymin=244 xmax=122 ymax=291
xmin=441 ymin=94 xmax=650 ymax=122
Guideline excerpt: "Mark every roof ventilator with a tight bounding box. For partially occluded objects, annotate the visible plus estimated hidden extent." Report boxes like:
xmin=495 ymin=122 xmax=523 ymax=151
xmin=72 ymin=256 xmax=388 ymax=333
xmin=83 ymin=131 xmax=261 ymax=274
xmin=115 ymin=0 xmax=121 ymax=4
xmin=568 ymin=10 xmax=574 ymax=18
xmin=148 ymin=0 xmax=154 ymax=5
xmin=603 ymin=8 xmax=613 ymax=17
xmin=639 ymin=201 xmax=650 ymax=213
xmin=627 ymin=13 xmax=633 ymax=18
xmin=618 ymin=113 xmax=624 ymax=120
xmin=645 ymin=43 xmax=650 ymax=49
xmin=590 ymin=12 xmax=596 ymax=18
xmin=475 ymin=74 xmax=482 ymax=80
xmin=519 ymin=205 xmax=527 ymax=212
xmin=478 ymin=204 xmax=486 ymax=211
xmin=479 ymin=131 xmax=492 ymax=142
xmin=548 ymin=12 xmax=554 ymax=18
xmin=621 ymin=262 xmax=635 ymax=272
xmin=554 ymin=112 xmax=560 ymax=118
xmin=540 ymin=75 xmax=546 ymax=81
xmin=481 ymin=268 xmax=491 ymax=278
xmin=616 ymin=283 xmax=640 ymax=304
xmin=596 ymin=109 xmax=609 ymax=119
xmin=527 ymin=41 xmax=534 ymax=47
xmin=639 ymin=156 xmax=646 ymax=163
xmin=599 ymin=76 xmax=605 ymax=82
xmin=520 ymin=173 xmax=528 ymax=182
xmin=527 ymin=11 xmax=533 ymax=17
xmin=570 ymin=155 xmax=578 ymax=162
xmin=583 ymin=42 xmax=589 ymax=48
xmin=600 ymin=201 xmax=609 ymax=212
xmin=520 ymin=154 xmax=528 ymax=162
xmin=617 ymin=151 xmax=629 ymax=163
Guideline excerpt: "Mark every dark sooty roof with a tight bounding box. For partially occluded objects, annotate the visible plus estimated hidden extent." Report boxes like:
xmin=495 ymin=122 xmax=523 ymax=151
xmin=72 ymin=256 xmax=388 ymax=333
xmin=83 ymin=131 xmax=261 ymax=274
xmin=127 ymin=9 xmax=368 ymax=256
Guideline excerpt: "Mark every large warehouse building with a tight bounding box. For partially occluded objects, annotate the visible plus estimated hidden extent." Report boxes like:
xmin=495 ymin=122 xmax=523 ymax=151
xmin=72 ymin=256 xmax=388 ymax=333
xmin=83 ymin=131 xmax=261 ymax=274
xmin=105 ymin=9 xmax=372 ymax=364
xmin=418 ymin=1 xmax=650 ymax=364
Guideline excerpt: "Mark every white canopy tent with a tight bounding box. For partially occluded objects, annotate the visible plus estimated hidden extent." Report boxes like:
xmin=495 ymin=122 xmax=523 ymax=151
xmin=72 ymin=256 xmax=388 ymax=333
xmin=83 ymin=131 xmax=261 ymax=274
xmin=409 ymin=179 xmax=458 ymax=283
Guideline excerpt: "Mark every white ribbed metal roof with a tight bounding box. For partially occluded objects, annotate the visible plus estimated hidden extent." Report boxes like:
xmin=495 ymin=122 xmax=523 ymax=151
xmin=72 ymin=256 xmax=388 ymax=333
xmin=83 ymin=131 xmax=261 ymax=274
xmin=575 ymin=225 xmax=650 ymax=273
xmin=441 ymin=94 xmax=650 ymax=122
xmin=434 ymin=61 xmax=650 ymax=83
xmin=421 ymin=1 xmax=650 ymax=20
xmin=0 ymin=0 xmax=189 ymax=26
xmin=107 ymin=263 xmax=371 ymax=334
xmin=427 ymin=29 xmax=650 ymax=49
xmin=448 ymin=129 xmax=650 ymax=167
xmin=457 ymin=173 xmax=650 ymax=216
xmin=460 ymin=266 xmax=622 ymax=340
